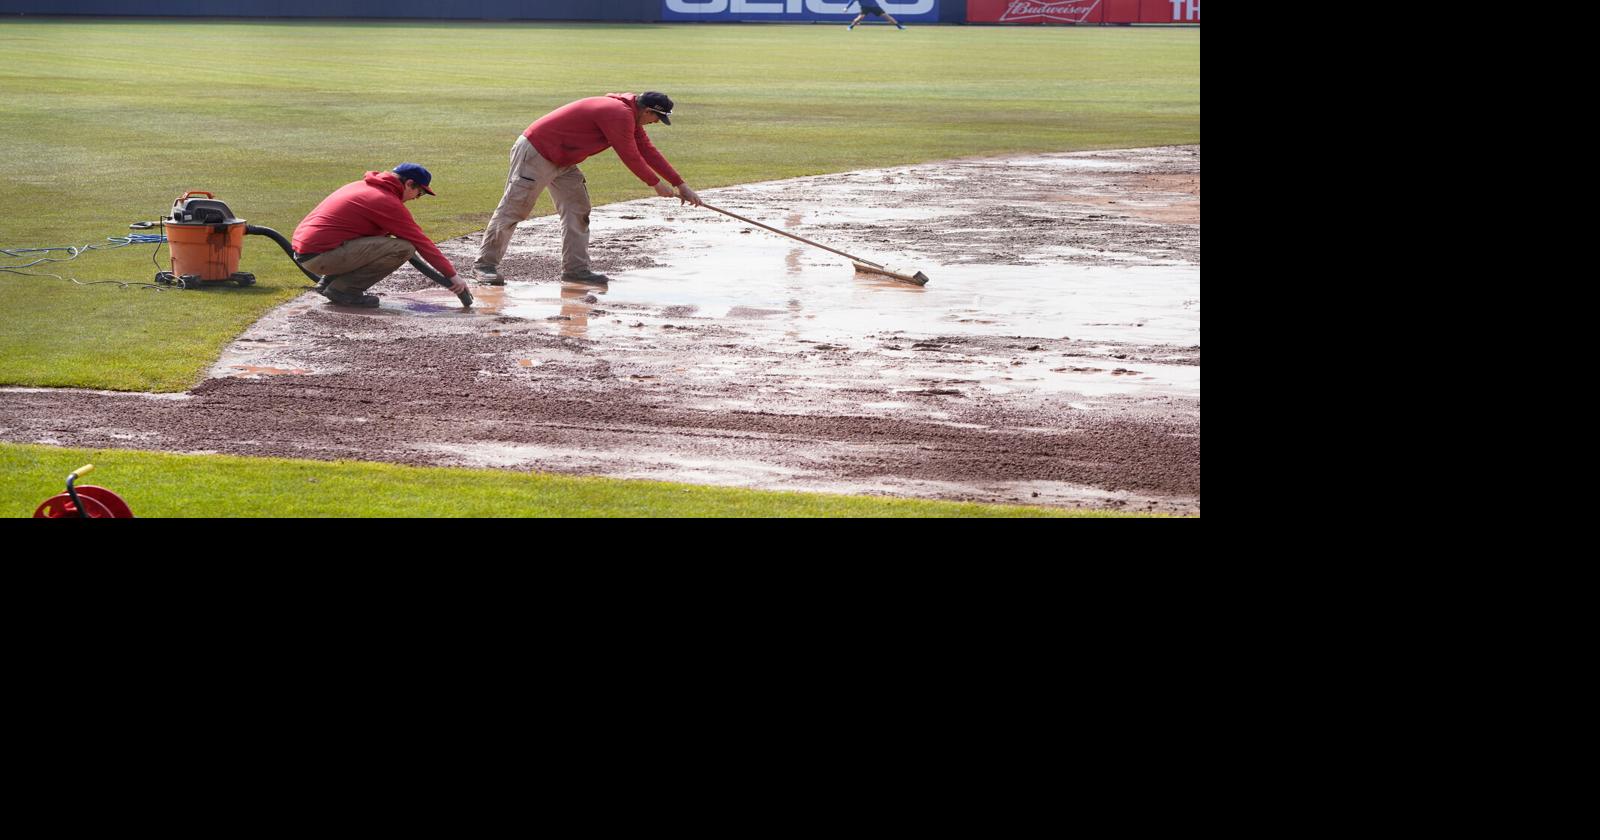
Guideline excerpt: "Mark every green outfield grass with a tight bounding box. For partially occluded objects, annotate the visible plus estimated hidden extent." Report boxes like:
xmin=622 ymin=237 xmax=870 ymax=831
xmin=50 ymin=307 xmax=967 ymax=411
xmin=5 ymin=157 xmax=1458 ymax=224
xmin=1 ymin=443 xmax=1155 ymax=518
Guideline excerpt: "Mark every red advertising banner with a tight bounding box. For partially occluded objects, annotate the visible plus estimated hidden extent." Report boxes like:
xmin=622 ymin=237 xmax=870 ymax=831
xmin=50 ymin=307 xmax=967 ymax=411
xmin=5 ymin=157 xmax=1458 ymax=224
xmin=1105 ymin=0 xmax=1141 ymax=20
xmin=967 ymin=0 xmax=1200 ymax=24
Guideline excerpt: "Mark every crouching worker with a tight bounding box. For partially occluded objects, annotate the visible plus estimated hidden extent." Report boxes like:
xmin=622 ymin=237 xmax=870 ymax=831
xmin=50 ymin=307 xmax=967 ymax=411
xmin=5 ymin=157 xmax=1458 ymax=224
xmin=292 ymin=163 xmax=466 ymax=307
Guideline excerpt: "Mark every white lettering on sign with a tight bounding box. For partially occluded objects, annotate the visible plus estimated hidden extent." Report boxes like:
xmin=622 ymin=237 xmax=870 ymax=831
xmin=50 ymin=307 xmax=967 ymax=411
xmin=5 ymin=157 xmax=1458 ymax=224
xmin=813 ymin=0 xmax=933 ymax=10
xmin=999 ymin=1 xmax=1102 ymax=23
xmin=666 ymin=0 xmax=728 ymax=11
xmin=731 ymin=0 xmax=783 ymax=11
xmin=1169 ymin=0 xmax=1200 ymax=20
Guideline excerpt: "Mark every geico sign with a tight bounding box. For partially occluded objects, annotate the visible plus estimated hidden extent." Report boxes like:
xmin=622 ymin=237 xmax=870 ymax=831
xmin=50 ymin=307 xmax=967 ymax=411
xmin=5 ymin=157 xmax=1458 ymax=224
xmin=666 ymin=1 xmax=936 ymax=12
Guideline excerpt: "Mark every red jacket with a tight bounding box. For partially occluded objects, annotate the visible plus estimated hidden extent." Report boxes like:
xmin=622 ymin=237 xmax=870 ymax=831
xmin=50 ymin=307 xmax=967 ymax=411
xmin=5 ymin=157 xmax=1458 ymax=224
xmin=292 ymin=171 xmax=457 ymax=279
xmin=525 ymin=93 xmax=683 ymax=188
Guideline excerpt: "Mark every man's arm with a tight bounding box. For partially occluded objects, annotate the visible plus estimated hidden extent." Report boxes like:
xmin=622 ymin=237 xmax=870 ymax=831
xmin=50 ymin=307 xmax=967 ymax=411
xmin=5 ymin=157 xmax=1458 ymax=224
xmin=599 ymin=116 xmax=667 ymax=186
xmin=373 ymin=198 xmax=460 ymax=285
xmin=633 ymin=127 xmax=701 ymax=205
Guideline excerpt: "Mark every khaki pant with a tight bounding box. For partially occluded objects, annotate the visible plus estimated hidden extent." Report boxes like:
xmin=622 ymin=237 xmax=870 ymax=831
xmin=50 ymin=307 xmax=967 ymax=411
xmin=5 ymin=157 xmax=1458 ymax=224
xmin=476 ymin=135 xmax=592 ymax=274
xmin=301 ymin=236 xmax=416 ymax=295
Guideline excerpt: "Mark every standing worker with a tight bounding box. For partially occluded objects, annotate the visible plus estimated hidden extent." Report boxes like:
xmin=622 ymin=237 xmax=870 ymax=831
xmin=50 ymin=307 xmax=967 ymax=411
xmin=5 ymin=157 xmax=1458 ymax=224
xmin=473 ymin=91 xmax=702 ymax=286
xmin=846 ymin=1 xmax=907 ymax=29
xmin=292 ymin=163 xmax=466 ymax=307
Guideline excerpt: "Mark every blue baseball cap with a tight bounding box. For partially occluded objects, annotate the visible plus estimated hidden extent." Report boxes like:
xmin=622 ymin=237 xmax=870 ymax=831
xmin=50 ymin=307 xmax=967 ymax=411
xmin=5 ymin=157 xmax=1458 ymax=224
xmin=392 ymin=162 xmax=436 ymax=195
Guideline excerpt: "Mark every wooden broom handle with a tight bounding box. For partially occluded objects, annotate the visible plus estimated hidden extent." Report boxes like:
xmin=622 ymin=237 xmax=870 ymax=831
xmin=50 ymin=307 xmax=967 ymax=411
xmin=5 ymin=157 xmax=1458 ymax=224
xmin=699 ymin=202 xmax=882 ymax=268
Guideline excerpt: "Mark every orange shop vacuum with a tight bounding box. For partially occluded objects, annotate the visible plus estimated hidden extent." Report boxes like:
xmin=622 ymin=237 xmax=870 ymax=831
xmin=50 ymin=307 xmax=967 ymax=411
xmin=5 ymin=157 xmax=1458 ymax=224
xmin=139 ymin=191 xmax=270 ymax=289
xmin=133 ymin=190 xmax=472 ymax=306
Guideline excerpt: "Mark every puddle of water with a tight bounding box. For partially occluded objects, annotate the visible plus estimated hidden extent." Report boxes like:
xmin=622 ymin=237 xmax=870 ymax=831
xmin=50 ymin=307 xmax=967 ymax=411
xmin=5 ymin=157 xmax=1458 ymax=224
xmin=432 ymin=157 xmax=1198 ymax=356
xmin=373 ymin=289 xmax=479 ymax=317
xmin=420 ymin=283 xmax=597 ymax=338
xmin=465 ymin=210 xmax=1199 ymax=402
xmin=401 ymin=300 xmax=454 ymax=314
xmin=614 ymin=455 xmax=804 ymax=485
xmin=0 ymin=387 xmax=191 ymax=400
xmin=231 ymin=365 xmax=310 ymax=377
xmin=492 ymin=235 xmax=1196 ymax=348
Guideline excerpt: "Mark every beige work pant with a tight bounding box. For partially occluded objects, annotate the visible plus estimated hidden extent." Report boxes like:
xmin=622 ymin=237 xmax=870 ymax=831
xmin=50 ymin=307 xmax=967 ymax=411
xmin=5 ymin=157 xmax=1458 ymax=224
xmin=476 ymin=135 xmax=592 ymax=274
xmin=301 ymin=236 xmax=416 ymax=295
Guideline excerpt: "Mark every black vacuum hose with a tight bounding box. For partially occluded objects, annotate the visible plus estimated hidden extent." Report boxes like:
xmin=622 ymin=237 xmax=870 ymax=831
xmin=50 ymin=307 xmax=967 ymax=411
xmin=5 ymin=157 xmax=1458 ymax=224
xmin=245 ymin=225 xmax=322 ymax=285
xmin=408 ymin=256 xmax=473 ymax=308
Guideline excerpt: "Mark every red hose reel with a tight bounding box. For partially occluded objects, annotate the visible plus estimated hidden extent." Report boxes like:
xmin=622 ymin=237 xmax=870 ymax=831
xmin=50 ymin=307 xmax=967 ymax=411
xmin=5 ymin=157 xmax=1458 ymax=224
xmin=32 ymin=464 xmax=135 ymax=519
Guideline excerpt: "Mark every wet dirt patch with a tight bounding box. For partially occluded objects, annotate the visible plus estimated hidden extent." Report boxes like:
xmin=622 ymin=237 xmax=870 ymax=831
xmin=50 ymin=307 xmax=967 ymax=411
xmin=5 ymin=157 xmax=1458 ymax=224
xmin=0 ymin=146 xmax=1200 ymax=515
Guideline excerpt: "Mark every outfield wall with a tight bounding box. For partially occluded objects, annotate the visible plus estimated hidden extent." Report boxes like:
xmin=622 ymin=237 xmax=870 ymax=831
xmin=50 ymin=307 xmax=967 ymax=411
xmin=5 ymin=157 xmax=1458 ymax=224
xmin=0 ymin=1 xmax=662 ymax=18
xmin=1 ymin=1 xmax=974 ymax=23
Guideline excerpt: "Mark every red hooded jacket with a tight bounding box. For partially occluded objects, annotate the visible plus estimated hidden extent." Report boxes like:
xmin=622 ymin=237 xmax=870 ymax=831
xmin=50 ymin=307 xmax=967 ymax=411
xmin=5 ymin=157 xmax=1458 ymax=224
xmin=524 ymin=93 xmax=683 ymax=188
xmin=292 ymin=170 xmax=457 ymax=279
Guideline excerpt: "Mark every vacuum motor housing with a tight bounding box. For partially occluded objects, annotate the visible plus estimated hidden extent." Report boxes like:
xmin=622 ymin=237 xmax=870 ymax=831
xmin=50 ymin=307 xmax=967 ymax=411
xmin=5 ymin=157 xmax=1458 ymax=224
xmin=170 ymin=195 xmax=239 ymax=225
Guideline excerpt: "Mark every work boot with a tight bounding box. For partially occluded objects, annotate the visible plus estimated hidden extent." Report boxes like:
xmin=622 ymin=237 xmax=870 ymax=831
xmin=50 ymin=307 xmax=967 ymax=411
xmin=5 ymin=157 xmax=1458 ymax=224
xmin=475 ymin=264 xmax=503 ymax=285
xmin=561 ymin=268 xmax=611 ymax=286
xmin=319 ymin=286 xmax=380 ymax=308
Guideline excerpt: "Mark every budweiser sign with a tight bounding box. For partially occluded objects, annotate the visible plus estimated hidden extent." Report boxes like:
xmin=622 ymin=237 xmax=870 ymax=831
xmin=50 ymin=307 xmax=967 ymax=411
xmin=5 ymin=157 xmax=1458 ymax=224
xmin=998 ymin=1 xmax=1102 ymax=23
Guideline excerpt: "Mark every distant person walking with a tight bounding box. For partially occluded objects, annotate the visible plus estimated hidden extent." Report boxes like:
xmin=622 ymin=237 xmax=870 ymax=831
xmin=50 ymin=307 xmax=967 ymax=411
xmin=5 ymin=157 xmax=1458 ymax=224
xmin=846 ymin=1 xmax=906 ymax=29
xmin=474 ymin=91 xmax=701 ymax=286
xmin=292 ymin=163 xmax=464 ymax=307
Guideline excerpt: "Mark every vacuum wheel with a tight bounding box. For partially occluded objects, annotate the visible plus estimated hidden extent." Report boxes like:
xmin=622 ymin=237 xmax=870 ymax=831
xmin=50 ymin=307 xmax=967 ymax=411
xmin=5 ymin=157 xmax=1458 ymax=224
xmin=155 ymin=271 xmax=176 ymax=286
xmin=232 ymin=272 xmax=256 ymax=287
xmin=177 ymin=274 xmax=204 ymax=290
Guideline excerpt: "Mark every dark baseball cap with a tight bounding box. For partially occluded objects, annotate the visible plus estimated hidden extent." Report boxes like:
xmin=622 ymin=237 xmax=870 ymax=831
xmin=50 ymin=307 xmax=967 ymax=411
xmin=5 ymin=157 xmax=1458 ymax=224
xmin=639 ymin=91 xmax=674 ymax=125
xmin=392 ymin=162 xmax=436 ymax=195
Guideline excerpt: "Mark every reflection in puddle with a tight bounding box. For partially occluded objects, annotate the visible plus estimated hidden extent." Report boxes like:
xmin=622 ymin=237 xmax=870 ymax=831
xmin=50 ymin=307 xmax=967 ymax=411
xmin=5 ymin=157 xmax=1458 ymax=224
xmin=559 ymin=283 xmax=594 ymax=338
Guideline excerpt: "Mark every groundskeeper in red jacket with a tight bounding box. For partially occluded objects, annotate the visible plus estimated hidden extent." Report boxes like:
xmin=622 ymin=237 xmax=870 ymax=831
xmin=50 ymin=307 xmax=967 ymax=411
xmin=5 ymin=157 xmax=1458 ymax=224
xmin=292 ymin=170 xmax=458 ymax=280
xmin=524 ymin=93 xmax=684 ymax=188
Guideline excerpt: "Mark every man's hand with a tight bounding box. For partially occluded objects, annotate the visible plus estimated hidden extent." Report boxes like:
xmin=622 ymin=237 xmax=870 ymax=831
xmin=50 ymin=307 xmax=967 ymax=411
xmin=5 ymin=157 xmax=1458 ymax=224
xmin=676 ymin=184 xmax=704 ymax=207
xmin=448 ymin=276 xmax=468 ymax=294
xmin=652 ymin=181 xmax=676 ymax=198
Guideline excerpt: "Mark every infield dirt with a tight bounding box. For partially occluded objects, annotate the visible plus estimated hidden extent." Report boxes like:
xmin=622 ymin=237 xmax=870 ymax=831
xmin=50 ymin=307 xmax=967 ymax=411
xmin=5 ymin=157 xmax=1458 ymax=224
xmin=0 ymin=146 xmax=1200 ymax=514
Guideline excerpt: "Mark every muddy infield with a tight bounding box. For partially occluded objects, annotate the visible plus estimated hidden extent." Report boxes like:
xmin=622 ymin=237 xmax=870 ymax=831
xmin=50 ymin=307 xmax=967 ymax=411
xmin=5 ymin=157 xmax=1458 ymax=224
xmin=0 ymin=146 xmax=1199 ymax=514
